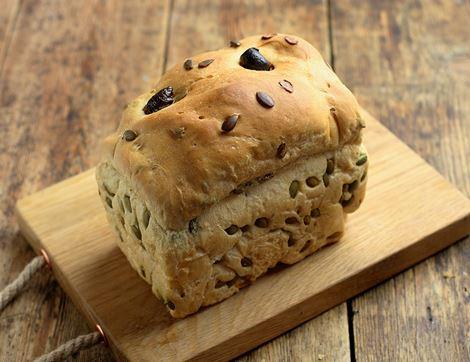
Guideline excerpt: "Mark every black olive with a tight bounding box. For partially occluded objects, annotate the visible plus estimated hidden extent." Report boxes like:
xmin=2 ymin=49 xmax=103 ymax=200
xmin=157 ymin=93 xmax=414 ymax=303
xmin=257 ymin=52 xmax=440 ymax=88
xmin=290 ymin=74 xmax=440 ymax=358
xmin=143 ymin=86 xmax=174 ymax=114
xmin=239 ymin=47 xmax=273 ymax=71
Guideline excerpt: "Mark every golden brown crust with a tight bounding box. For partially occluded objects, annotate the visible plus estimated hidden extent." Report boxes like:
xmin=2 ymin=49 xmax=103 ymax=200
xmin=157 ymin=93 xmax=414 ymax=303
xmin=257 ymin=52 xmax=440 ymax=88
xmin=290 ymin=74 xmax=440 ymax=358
xmin=101 ymin=34 xmax=364 ymax=230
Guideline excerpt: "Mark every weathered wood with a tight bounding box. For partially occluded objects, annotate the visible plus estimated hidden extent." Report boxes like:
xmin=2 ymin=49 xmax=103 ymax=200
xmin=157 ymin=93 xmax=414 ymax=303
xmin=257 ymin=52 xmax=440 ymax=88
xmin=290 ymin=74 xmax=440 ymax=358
xmin=331 ymin=0 xmax=470 ymax=360
xmin=0 ymin=0 xmax=20 ymax=72
xmin=15 ymin=114 xmax=470 ymax=361
xmin=0 ymin=0 xmax=170 ymax=360
xmin=164 ymin=1 xmax=349 ymax=360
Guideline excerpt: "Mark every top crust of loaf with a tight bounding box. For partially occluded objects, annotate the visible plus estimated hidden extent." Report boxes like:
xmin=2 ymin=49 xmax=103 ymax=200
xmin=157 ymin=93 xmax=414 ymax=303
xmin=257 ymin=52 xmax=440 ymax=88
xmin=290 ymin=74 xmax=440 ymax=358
xmin=101 ymin=34 xmax=364 ymax=230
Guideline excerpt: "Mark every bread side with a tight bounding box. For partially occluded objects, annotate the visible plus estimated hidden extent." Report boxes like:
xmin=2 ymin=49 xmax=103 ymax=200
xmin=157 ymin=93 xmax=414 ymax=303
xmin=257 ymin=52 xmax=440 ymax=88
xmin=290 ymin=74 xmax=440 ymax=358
xmin=96 ymin=141 xmax=368 ymax=318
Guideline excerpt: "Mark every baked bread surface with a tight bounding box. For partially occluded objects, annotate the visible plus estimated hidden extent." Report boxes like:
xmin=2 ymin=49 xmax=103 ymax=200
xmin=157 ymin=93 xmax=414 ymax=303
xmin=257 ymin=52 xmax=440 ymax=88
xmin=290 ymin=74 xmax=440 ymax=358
xmin=101 ymin=34 xmax=364 ymax=230
xmin=96 ymin=34 xmax=368 ymax=317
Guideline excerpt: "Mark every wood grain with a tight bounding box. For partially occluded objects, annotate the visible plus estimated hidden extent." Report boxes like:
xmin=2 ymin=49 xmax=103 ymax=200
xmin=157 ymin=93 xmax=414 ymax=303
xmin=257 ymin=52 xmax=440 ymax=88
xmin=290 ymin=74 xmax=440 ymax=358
xmin=330 ymin=0 xmax=470 ymax=360
xmin=0 ymin=0 xmax=20 ymax=73
xmin=0 ymin=0 xmax=170 ymax=360
xmin=15 ymin=114 xmax=470 ymax=361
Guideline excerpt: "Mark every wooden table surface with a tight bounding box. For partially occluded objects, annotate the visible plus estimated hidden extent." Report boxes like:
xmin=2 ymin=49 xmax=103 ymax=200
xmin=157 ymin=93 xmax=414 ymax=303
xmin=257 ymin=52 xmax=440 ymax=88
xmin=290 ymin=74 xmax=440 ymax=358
xmin=0 ymin=1 xmax=468 ymax=361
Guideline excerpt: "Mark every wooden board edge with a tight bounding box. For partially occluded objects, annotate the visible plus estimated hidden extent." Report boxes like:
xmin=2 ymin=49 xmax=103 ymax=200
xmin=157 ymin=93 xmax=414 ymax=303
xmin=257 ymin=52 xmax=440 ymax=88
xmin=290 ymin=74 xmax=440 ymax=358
xmin=192 ymin=214 xmax=470 ymax=361
xmin=14 ymin=204 xmax=129 ymax=362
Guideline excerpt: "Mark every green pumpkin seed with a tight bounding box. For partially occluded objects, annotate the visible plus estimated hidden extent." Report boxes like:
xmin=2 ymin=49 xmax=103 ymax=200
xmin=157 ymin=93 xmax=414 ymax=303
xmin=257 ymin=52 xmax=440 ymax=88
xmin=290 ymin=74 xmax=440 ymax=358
xmin=326 ymin=158 xmax=335 ymax=175
xmin=142 ymin=208 xmax=151 ymax=229
xmin=356 ymin=153 xmax=368 ymax=166
xmin=306 ymin=176 xmax=320 ymax=188
xmin=289 ymin=180 xmax=299 ymax=198
xmin=123 ymin=195 xmax=132 ymax=212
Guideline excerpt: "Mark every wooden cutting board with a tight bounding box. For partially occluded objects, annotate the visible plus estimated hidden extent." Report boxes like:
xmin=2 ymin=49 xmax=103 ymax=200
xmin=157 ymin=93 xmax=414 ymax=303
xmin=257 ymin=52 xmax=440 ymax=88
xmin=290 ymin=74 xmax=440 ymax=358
xmin=16 ymin=112 xmax=470 ymax=361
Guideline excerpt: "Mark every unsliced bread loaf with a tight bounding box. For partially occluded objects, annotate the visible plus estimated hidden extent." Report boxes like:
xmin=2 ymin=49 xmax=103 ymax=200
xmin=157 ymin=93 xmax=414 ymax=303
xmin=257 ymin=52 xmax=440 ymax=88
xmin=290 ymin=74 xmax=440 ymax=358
xmin=96 ymin=34 xmax=368 ymax=318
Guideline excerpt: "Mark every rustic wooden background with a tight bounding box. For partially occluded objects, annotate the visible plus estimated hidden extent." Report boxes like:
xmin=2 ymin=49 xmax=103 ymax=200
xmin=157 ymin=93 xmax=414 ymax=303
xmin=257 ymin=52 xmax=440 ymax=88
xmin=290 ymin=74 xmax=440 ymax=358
xmin=1 ymin=0 xmax=468 ymax=361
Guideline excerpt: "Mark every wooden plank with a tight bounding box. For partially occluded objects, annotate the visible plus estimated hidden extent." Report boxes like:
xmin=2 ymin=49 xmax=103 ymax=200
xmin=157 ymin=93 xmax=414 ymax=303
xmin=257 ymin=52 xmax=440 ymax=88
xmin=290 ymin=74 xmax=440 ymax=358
xmin=330 ymin=0 xmax=470 ymax=360
xmin=0 ymin=0 xmax=170 ymax=360
xmin=15 ymin=113 xmax=470 ymax=361
xmin=163 ymin=1 xmax=349 ymax=360
xmin=0 ymin=0 xmax=20 ymax=74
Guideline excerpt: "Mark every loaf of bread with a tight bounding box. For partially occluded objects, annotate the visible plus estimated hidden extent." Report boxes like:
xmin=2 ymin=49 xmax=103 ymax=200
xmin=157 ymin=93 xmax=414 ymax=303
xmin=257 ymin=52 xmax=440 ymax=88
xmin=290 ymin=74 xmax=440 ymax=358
xmin=96 ymin=34 xmax=368 ymax=318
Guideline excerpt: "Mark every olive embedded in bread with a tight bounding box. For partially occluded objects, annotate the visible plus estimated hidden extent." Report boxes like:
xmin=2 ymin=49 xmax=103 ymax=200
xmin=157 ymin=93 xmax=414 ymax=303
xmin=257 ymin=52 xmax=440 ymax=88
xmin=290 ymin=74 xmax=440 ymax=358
xmin=239 ymin=47 xmax=273 ymax=71
xmin=143 ymin=86 xmax=174 ymax=114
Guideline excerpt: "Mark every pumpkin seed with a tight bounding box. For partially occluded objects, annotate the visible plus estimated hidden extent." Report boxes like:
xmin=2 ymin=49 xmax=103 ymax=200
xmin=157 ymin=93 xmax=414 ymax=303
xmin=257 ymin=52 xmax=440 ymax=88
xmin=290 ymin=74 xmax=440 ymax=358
xmin=225 ymin=224 xmax=239 ymax=235
xmin=306 ymin=176 xmax=320 ymax=187
xmin=289 ymin=180 xmax=299 ymax=198
xmin=323 ymin=173 xmax=330 ymax=187
xmin=285 ymin=217 xmax=298 ymax=224
xmin=131 ymin=225 xmax=142 ymax=240
xmin=166 ymin=300 xmax=176 ymax=310
xmin=241 ymin=257 xmax=252 ymax=267
xmin=221 ymin=114 xmax=239 ymax=133
xmin=188 ymin=218 xmax=199 ymax=234
xmin=276 ymin=142 xmax=287 ymax=159
xmin=117 ymin=199 xmax=124 ymax=213
xmin=229 ymin=40 xmax=241 ymax=48
xmin=278 ymin=79 xmax=294 ymax=93
xmin=255 ymin=217 xmax=269 ymax=228
xmin=326 ymin=158 xmax=335 ymax=174
xmin=143 ymin=208 xmax=150 ymax=229
xmin=284 ymin=36 xmax=298 ymax=45
xmin=123 ymin=130 xmax=137 ymax=142
xmin=311 ymin=208 xmax=320 ymax=217
xmin=183 ymin=59 xmax=193 ymax=70
xmin=361 ymin=171 xmax=367 ymax=182
xmin=198 ymin=59 xmax=215 ymax=68
xmin=123 ymin=195 xmax=132 ymax=212
xmin=356 ymin=153 xmax=368 ymax=166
